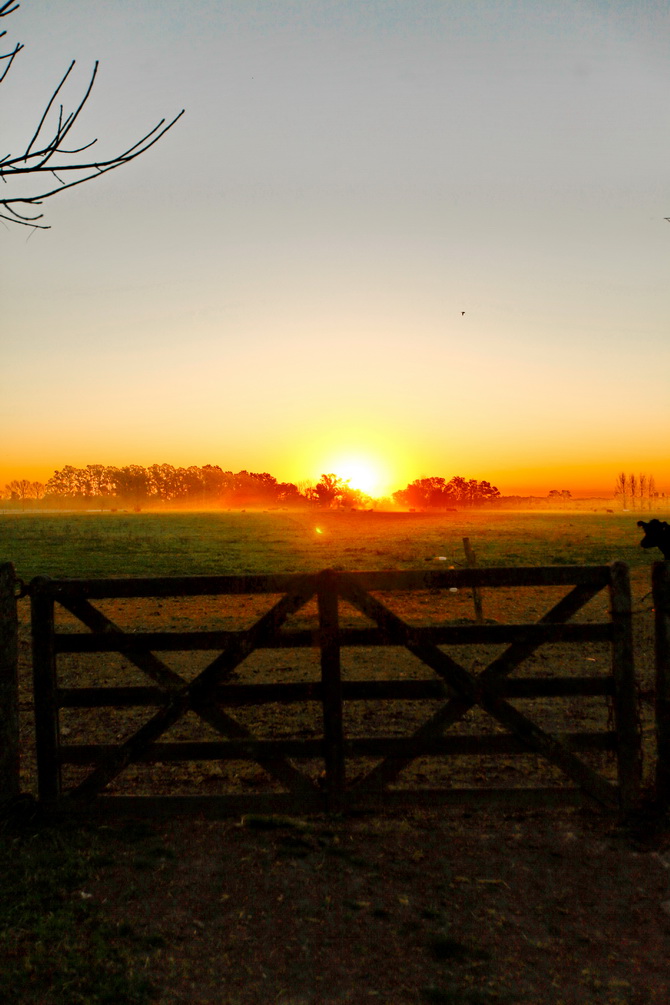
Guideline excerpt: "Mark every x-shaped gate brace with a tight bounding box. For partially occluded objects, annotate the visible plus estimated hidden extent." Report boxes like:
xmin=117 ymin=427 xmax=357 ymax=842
xmin=335 ymin=573 xmax=622 ymax=808
xmin=39 ymin=575 xmax=322 ymax=802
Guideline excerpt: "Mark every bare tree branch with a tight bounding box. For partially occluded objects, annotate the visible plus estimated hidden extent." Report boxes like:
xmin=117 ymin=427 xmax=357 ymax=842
xmin=0 ymin=1 xmax=22 ymax=83
xmin=0 ymin=2 xmax=184 ymax=228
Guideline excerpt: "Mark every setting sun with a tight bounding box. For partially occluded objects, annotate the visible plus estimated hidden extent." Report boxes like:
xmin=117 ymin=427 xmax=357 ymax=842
xmin=327 ymin=456 xmax=387 ymax=498
xmin=294 ymin=429 xmax=417 ymax=502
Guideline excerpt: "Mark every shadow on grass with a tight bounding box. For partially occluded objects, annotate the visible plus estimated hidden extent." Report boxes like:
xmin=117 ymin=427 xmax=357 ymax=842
xmin=0 ymin=799 xmax=162 ymax=1004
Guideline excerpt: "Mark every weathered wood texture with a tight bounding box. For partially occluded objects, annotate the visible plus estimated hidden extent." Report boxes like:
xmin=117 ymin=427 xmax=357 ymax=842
xmin=38 ymin=565 xmax=612 ymax=599
xmin=317 ymin=571 xmax=345 ymax=811
xmin=0 ymin=563 xmax=19 ymax=800
xmin=25 ymin=563 xmax=640 ymax=816
xmin=653 ymin=561 xmax=670 ymax=806
xmin=56 ymin=676 xmax=614 ymax=709
xmin=608 ymin=561 xmax=642 ymax=809
xmin=31 ymin=577 xmax=61 ymax=802
xmin=462 ymin=537 xmax=484 ymax=623
xmin=53 ymin=622 xmax=613 ymax=652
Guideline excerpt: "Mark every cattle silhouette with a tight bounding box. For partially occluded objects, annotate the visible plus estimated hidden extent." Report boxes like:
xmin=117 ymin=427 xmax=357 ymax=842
xmin=637 ymin=519 xmax=670 ymax=559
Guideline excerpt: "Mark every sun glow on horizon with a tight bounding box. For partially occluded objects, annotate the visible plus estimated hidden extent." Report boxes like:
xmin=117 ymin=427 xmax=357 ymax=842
xmin=322 ymin=454 xmax=390 ymax=498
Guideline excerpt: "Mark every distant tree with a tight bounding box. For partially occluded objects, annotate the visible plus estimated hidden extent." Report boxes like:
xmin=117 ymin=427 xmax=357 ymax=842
xmin=200 ymin=464 xmax=231 ymax=503
xmin=337 ymin=484 xmax=372 ymax=509
xmin=147 ymin=463 xmax=178 ymax=502
xmin=393 ymin=477 xmax=452 ymax=510
xmin=5 ymin=478 xmax=32 ymax=500
xmin=629 ymin=473 xmax=637 ymax=511
xmin=449 ymin=476 xmax=467 ymax=505
xmin=180 ymin=466 xmax=207 ymax=501
xmin=45 ymin=465 xmax=79 ymax=497
xmin=648 ymin=475 xmax=657 ymax=511
xmin=84 ymin=464 xmax=115 ymax=498
xmin=614 ymin=472 xmax=628 ymax=509
xmin=313 ymin=473 xmax=347 ymax=508
xmin=247 ymin=472 xmax=283 ymax=505
xmin=393 ymin=476 xmax=500 ymax=510
xmin=274 ymin=480 xmax=303 ymax=505
xmin=0 ymin=1 xmax=183 ymax=228
xmin=469 ymin=479 xmax=501 ymax=505
xmin=110 ymin=465 xmax=151 ymax=505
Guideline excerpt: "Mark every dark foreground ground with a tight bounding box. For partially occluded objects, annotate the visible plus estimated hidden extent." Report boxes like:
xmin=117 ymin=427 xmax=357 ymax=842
xmin=88 ymin=804 xmax=670 ymax=1005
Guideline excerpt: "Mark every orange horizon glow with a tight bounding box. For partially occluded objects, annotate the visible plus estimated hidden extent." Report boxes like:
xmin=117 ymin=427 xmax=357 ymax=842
xmin=1 ymin=452 xmax=668 ymax=502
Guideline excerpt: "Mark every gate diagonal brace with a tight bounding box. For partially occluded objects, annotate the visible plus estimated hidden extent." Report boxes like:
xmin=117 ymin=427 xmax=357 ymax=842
xmin=61 ymin=580 xmax=318 ymax=800
xmin=338 ymin=574 xmax=619 ymax=809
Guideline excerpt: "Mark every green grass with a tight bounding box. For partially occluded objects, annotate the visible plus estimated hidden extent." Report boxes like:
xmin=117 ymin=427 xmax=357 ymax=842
xmin=0 ymin=508 xmax=663 ymax=581
xmin=0 ymin=811 xmax=158 ymax=1004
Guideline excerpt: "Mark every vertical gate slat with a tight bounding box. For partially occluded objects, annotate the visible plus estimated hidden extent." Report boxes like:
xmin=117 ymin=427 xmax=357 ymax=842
xmin=653 ymin=561 xmax=670 ymax=808
xmin=31 ymin=577 xmax=61 ymax=803
xmin=609 ymin=561 xmax=641 ymax=810
xmin=318 ymin=571 xmax=345 ymax=811
xmin=0 ymin=563 xmax=20 ymax=800
xmin=462 ymin=537 xmax=484 ymax=624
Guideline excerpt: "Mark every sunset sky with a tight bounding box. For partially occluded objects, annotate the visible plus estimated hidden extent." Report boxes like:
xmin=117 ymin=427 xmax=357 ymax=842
xmin=2 ymin=0 xmax=669 ymax=499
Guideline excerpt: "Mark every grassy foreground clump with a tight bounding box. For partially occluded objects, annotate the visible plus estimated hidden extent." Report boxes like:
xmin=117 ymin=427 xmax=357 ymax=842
xmin=0 ymin=811 xmax=157 ymax=1004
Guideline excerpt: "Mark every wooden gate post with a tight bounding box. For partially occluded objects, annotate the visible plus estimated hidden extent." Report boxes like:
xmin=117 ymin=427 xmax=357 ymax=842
xmin=609 ymin=561 xmax=641 ymax=811
xmin=462 ymin=538 xmax=484 ymax=624
xmin=30 ymin=577 xmax=62 ymax=804
xmin=317 ymin=570 xmax=345 ymax=812
xmin=653 ymin=561 xmax=670 ymax=808
xmin=0 ymin=563 xmax=20 ymax=801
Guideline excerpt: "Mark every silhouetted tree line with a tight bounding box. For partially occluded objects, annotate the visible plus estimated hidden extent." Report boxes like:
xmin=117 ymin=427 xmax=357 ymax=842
xmin=392 ymin=476 xmax=500 ymax=510
xmin=3 ymin=465 xmax=502 ymax=510
xmin=614 ymin=472 xmax=658 ymax=511
xmin=4 ymin=479 xmax=45 ymax=501
xmin=36 ymin=465 xmax=304 ymax=508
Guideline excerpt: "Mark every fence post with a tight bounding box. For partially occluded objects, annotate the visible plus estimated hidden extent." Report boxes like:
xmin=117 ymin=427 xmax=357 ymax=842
xmin=317 ymin=570 xmax=345 ymax=812
xmin=462 ymin=537 xmax=484 ymax=624
xmin=0 ymin=563 xmax=20 ymax=801
xmin=653 ymin=561 xmax=670 ymax=808
xmin=31 ymin=577 xmax=62 ymax=804
xmin=609 ymin=561 xmax=641 ymax=811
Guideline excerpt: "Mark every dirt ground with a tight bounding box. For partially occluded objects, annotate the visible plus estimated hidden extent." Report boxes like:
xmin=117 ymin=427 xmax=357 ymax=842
xmin=88 ymin=803 xmax=670 ymax=1005
xmin=15 ymin=565 xmax=670 ymax=1002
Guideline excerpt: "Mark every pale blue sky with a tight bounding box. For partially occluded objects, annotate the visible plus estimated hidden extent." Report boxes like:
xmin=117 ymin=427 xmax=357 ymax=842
xmin=2 ymin=0 xmax=669 ymax=496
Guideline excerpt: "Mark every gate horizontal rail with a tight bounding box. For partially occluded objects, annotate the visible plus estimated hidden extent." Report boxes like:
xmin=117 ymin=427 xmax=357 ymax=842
xmin=9 ymin=562 xmax=643 ymax=816
xmin=37 ymin=564 xmax=613 ymax=598
xmin=60 ymin=732 xmax=615 ymax=765
xmin=53 ymin=622 xmax=613 ymax=652
xmin=56 ymin=676 xmax=614 ymax=709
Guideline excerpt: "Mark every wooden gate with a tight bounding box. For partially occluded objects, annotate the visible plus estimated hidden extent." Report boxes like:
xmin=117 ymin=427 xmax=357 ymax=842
xmin=29 ymin=562 xmax=640 ymax=817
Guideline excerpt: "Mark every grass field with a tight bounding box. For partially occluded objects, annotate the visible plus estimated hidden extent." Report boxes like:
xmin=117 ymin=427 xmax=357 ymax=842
xmin=1 ymin=508 xmax=665 ymax=580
